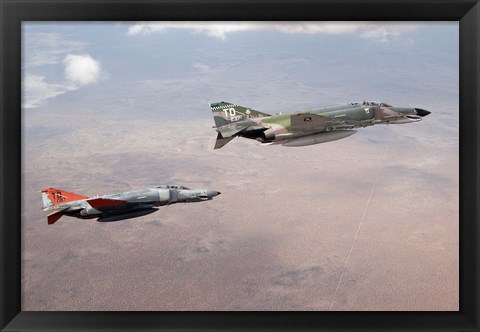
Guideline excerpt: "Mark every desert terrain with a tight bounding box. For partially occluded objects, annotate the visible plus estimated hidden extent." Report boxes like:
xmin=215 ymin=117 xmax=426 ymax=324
xmin=22 ymin=105 xmax=458 ymax=310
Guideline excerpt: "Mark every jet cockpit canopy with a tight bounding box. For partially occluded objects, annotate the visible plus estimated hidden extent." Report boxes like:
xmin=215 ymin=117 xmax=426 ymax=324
xmin=351 ymin=101 xmax=393 ymax=107
xmin=157 ymin=185 xmax=191 ymax=190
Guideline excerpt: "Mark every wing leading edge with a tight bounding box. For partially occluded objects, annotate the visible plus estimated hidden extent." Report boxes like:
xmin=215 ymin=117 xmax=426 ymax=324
xmin=87 ymin=198 xmax=128 ymax=210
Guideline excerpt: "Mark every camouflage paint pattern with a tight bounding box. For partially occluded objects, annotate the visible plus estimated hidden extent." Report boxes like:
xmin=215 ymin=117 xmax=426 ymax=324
xmin=211 ymin=101 xmax=430 ymax=149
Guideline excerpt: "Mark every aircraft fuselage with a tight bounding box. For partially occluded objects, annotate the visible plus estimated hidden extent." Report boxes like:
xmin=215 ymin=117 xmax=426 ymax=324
xmin=41 ymin=185 xmax=221 ymax=224
xmin=211 ymin=101 xmax=430 ymax=148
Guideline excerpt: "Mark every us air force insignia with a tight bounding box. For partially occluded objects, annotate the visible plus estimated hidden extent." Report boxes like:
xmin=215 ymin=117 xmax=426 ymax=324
xmin=304 ymin=116 xmax=312 ymax=122
xmin=364 ymin=108 xmax=370 ymax=114
xmin=245 ymin=109 xmax=251 ymax=114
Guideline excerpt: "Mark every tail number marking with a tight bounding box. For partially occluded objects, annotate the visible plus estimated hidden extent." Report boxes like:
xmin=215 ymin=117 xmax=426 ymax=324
xmin=223 ymin=108 xmax=236 ymax=118
xmin=223 ymin=108 xmax=242 ymax=121
xmin=52 ymin=191 xmax=66 ymax=203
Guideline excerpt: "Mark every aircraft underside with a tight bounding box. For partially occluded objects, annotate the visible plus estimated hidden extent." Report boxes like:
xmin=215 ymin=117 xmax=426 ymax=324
xmin=240 ymin=127 xmax=358 ymax=147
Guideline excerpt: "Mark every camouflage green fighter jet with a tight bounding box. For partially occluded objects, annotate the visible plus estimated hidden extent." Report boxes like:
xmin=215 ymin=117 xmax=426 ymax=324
xmin=211 ymin=101 xmax=430 ymax=149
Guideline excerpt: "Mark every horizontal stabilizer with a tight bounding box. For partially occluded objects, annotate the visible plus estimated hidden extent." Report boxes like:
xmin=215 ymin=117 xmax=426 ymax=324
xmin=47 ymin=210 xmax=66 ymax=225
xmin=214 ymin=132 xmax=236 ymax=149
xmin=87 ymin=198 xmax=128 ymax=210
xmin=216 ymin=124 xmax=248 ymax=138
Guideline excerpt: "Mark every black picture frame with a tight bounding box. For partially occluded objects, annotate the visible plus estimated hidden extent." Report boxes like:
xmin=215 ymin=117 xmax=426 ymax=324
xmin=1 ymin=0 xmax=478 ymax=331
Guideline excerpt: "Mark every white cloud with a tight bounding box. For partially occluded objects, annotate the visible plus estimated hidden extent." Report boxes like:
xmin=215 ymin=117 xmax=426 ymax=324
xmin=23 ymin=54 xmax=102 ymax=109
xmin=63 ymin=54 xmax=102 ymax=86
xmin=23 ymin=32 xmax=88 ymax=67
xmin=127 ymin=21 xmax=419 ymax=41
xmin=22 ymin=75 xmax=73 ymax=109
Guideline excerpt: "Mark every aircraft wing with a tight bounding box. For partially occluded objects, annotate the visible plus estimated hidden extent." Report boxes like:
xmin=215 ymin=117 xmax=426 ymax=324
xmin=290 ymin=113 xmax=328 ymax=133
xmin=87 ymin=197 xmax=128 ymax=211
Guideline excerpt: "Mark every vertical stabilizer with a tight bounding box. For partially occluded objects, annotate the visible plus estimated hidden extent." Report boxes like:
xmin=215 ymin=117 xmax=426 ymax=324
xmin=210 ymin=101 xmax=271 ymax=149
xmin=40 ymin=188 xmax=88 ymax=207
xmin=210 ymin=101 xmax=271 ymax=127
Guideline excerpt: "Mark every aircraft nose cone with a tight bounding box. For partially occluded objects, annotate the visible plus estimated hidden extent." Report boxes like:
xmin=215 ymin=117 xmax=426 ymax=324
xmin=415 ymin=108 xmax=431 ymax=117
xmin=207 ymin=190 xmax=221 ymax=198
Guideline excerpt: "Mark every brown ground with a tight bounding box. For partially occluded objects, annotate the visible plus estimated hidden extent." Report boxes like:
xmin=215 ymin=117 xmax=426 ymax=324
xmin=21 ymin=107 xmax=458 ymax=311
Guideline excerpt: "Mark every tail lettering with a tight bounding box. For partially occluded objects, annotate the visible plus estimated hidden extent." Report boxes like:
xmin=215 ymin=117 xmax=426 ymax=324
xmin=40 ymin=188 xmax=88 ymax=208
xmin=211 ymin=101 xmax=271 ymax=127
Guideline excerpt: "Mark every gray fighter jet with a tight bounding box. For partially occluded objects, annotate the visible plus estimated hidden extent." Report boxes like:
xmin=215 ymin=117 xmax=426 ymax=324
xmin=41 ymin=185 xmax=221 ymax=224
xmin=211 ymin=100 xmax=430 ymax=148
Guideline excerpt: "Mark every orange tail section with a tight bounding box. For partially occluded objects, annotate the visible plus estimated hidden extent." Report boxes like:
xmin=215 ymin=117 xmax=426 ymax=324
xmin=41 ymin=188 xmax=88 ymax=206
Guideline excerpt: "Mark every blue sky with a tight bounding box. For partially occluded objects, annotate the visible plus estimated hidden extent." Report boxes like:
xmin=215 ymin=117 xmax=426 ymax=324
xmin=22 ymin=22 xmax=458 ymax=117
